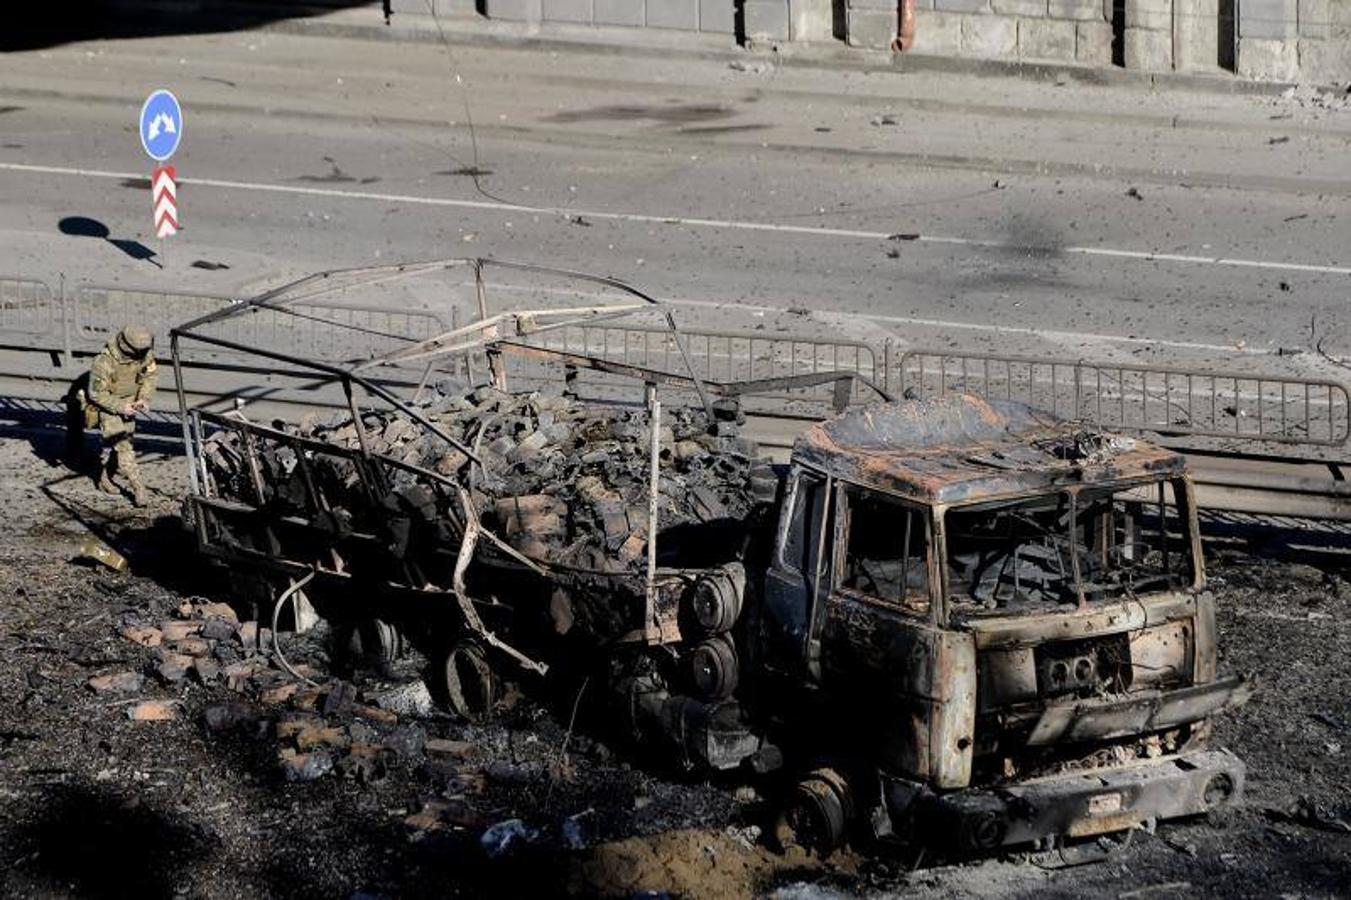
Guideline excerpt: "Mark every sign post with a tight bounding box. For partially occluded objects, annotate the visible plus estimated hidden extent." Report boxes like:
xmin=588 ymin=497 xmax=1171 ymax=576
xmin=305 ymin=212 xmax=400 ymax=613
xmin=139 ymin=89 xmax=183 ymax=264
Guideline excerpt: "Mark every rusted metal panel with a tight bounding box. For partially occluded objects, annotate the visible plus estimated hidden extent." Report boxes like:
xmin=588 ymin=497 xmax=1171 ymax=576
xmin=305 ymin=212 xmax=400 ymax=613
xmin=929 ymin=630 xmax=977 ymax=790
xmin=1128 ymin=621 xmax=1194 ymax=689
xmin=1025 ymin=674 xmax=1254 ymax=745
xmin=794 ymin=395 xmax=1185 ymax=507
xmin=965 ymin=593 xmax=1196 ymax=650
xmin=923 ymin=748 xmax=1245 ymax=850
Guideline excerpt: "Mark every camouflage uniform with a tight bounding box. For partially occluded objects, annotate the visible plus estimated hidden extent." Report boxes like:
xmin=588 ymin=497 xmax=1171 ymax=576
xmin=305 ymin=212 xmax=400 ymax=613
xmin=82 ymin=325 xmax=157 ymax=506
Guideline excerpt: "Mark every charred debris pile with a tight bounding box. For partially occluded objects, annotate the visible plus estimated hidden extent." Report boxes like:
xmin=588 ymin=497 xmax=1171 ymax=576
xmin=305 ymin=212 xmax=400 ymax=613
xmin=201 ymin=384 xmax=776 ymax=571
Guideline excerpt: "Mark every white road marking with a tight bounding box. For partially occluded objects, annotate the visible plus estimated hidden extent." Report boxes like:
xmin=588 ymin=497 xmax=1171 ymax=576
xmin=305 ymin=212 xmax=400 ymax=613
xmin=4 ymin=160 xmax=1351 ymax=277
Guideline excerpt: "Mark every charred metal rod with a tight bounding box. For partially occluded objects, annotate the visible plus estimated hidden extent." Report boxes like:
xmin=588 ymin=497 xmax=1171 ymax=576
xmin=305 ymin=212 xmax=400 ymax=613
xmin=271 ymin=571 xmax=320 ymax=688
xmin=169 ymin=329 xmax=481 ymax=465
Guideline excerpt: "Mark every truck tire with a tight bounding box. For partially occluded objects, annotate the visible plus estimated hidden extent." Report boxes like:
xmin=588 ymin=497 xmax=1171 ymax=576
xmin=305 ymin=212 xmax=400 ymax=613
xmin=774 ymin=768 xmax=854 ymax=856
xmin=685 ymin=563 xmax=745 ymax=636
xmin=685 ymin=634 xmax=739 ymax=701
xmin=443 ymin=641 xmax=496 ymax=723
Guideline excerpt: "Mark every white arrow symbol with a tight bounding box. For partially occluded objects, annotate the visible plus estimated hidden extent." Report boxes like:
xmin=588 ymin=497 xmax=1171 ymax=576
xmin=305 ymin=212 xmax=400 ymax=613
xmin=147 ymin=112 xmax=176 ymax=141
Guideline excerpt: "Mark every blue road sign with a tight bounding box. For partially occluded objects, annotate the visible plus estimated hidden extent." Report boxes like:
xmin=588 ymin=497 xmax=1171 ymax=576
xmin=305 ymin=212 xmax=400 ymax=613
xmin=139 ymin=89 xmax=183 ymax=162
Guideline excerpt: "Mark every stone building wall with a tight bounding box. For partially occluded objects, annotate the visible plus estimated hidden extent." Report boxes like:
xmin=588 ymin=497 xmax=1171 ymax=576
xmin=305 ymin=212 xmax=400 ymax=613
xmin=127 ymin=0 xmax=1351 ymax=83
xmin=468 ymin=0 xmax=835 ymax=41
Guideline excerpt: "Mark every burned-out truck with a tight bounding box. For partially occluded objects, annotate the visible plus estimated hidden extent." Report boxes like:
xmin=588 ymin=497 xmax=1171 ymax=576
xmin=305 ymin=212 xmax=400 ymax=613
xmin=170 ymin=260 xmax=1251 ymax=855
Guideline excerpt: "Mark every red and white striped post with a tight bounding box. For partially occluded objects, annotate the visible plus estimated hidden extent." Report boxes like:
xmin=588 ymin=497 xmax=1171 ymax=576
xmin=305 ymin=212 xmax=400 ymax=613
xmin=152 ymin=165 xmax=178 ymax=238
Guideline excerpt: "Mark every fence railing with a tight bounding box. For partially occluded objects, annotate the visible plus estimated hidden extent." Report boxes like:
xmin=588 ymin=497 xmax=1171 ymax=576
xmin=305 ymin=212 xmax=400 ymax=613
xmin=0 ymin=275 xmax=60 ymax=338
xmin=505 ymin=324 xmax=883 ymax=409
xmin=897 ymin=350 xmax=1351 ymax=448
xmin=3 ymin=274 xmax=1349 ymax=454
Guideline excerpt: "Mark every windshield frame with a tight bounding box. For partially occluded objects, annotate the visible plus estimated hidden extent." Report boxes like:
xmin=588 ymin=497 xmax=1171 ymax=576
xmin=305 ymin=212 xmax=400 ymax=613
xmin=938 ymin=475 xmax=1202 ymax=623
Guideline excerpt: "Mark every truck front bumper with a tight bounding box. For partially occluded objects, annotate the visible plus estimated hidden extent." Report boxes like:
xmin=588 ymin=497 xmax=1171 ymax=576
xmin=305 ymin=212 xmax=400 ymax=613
xmin=916 ymin=748 xmax=1245 ymax=851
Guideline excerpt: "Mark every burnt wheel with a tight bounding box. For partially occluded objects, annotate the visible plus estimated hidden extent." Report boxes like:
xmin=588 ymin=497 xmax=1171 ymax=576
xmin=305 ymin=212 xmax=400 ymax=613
xmin=443 ymin=641 xmax=496 ymax=723
xmin=685 ymin=635 xmax=739 ymax=701
xmin=774 ymin=769 xmax=853 ymax=856
xmin=346 ymin=618 xmax=404 ymax=666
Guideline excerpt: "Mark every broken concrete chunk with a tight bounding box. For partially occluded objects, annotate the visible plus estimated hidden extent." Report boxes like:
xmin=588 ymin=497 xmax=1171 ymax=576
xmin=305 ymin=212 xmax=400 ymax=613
xmin=160 ymin=621 xmax=201 ymax=642
xmin=172 ymin=637 xmax=212 ymax=658
xmin=425 ymin=738 xmax=474 ymax=760
xmin=155 ymin=654 xmax=193 ymax=685
xmin=199 ymin=617 xmax=236 ymax=642
xmin=354 ymin=704 xmax=398 ymax=726
xmin=196 ymin=602 xmax=239 ymax=624
xmin=617 ymin=533 xmax=646 ymax=563
xmin=192 ymin=657 xmax=222 ymax=685
xmin=293 ymin=724 xmax=351 ymax=752
xmin=279 ymin=749 xmax=334 ymax=782
xmin=507 ymin=430 xmax=549 ymax=462
xmin=433 ymin=450 xmax=468 ymax=476
xmin=674 ymin=440 xmax=704 ymax=462
xmin=383 ymin=723 xmax=427 ymax=759
xmin=275 ymin=714 xmax=321 ymax=741
xmin=260 ymin=682 xmax=302 ymax=706
xmin=372 ymin=680 xmax=435 ymax=718
xmin=127 ymin=700 xmax=177 ymax=722
xmin=339 ymin=742 xmax=390 ymax=784
xmin=323 ymin=681 xmax=358 ymax=717
xmin=88 ymin=672 xmax=145 ymax=695
xmin=118 ymin=624 xmax=162 ymax=648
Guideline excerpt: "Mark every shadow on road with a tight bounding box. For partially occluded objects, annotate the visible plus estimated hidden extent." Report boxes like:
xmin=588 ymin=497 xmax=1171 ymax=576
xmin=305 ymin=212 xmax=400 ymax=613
xmin=2 ymin=1 xmax=383 ymax=53
xmin=59 ymin=216 xmax=161 ymax=267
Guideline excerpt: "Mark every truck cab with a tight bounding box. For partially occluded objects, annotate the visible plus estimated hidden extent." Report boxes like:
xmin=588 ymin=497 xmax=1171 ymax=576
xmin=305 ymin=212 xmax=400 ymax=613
xmin=754 ymin=394 xmax=1252 ymax=852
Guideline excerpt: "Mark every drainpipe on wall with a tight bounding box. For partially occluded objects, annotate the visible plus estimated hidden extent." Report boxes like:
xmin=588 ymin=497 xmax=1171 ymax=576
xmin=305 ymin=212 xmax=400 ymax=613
xmin=892 ymin=0 xmax=917 ymax=51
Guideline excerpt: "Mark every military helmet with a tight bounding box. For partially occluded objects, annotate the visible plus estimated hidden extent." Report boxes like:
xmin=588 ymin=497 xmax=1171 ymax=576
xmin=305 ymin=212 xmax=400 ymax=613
xmin=116 ymin=324 xmax=153 ymax=356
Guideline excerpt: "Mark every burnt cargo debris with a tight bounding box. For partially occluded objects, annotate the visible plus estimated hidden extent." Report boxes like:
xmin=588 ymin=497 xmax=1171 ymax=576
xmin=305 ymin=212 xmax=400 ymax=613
xmin=200 ymin=384 xmax=768 ymax=574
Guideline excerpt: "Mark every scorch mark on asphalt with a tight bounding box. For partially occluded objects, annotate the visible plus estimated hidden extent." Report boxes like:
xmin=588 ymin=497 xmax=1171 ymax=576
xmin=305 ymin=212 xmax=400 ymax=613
xmin=5 ymin=161 xmax=1350 ymax=278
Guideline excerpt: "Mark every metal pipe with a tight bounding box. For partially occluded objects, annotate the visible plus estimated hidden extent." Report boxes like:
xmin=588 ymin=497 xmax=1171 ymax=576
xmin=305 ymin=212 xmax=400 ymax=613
xmin=645 ymin=385 xmax=661 ymax=639
xmin=272 ymin=571 xmax=320 ymax=688
xmin=342 ymin=376 xmax=372 ymax=460
xmin=171 ymin=332 xmax=198 ymax=496
xmin=170 ymin=329 xmax=481 ymax=463
xmin=893 ymin=0 xmax=917 ymax=51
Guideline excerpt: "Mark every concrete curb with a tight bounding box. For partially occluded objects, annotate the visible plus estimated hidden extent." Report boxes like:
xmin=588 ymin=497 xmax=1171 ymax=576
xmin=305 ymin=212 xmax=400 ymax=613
xmin=117 ymin=2 xmax=1310 ymax=98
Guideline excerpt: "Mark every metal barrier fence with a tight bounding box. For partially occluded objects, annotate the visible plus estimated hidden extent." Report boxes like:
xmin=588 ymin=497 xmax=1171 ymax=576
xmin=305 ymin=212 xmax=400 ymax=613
xmin=506 ymin=324 xmax=883 ymax=408
xmin=0 ymin=275 xmax=60 ymax=338
xmin=897 ymin=350 xmax=1351 ymax=448
xmin=4 ymin=274 xmax=1351 ymax=453
xmin=76 ymin=284 xmax=450 ymax=367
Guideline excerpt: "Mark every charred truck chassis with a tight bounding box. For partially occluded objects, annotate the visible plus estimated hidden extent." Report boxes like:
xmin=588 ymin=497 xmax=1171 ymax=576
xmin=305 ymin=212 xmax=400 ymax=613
xmin=170 ymin=260 xmax=1252 ymax=856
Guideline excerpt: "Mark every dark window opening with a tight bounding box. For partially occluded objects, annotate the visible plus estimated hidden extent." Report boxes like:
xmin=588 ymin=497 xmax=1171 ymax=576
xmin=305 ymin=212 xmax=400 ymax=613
xmin=946 ymin=480 xmax=1194 ymax=617
xmin=839 ymin=490 xmax=930 ymax=616
xmin=781 ymin=471 xmax=825 ymax=576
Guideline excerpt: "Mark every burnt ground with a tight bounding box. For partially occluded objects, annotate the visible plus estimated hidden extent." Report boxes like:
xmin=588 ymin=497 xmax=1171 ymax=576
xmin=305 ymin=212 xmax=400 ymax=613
xmin=0 ymin=414 xmax=1348 ymax=899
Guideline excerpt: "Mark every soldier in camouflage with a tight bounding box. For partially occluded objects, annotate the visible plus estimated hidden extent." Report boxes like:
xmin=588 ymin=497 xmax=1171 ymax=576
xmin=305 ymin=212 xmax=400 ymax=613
xmin=75 ymin=325 xmax=158 ymax=506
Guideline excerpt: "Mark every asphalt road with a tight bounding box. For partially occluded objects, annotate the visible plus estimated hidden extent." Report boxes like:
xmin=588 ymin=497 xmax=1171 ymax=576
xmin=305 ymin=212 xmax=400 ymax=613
xmin=1 ymin=26 xmax=1349 ymax=374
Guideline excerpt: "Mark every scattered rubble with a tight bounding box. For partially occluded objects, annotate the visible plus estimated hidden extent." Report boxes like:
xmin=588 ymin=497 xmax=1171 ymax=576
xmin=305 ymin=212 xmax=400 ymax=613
xmin=1274 ymin=82 xmax=1351 ymax=113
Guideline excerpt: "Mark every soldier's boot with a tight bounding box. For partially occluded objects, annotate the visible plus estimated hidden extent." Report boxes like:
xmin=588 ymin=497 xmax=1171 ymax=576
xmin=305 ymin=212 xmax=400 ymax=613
xmin=116 ymin=441 xmax=148 ymax=507
xmin=96 ymin=457 xmax=118 ymax=494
